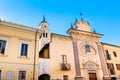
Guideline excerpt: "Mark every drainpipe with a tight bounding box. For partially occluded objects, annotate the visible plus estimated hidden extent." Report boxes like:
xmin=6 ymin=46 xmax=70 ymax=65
xmin=33 ymin=29 xmax=38 ymax=80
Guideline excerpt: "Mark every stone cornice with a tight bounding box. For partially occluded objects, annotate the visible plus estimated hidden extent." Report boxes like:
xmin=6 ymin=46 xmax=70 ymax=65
xmin=0 ymin=20 xmax=42 ymax=33
xmin=102 ymin=42 xmax=120 ymax=48
xmin=51 ymin=33 xmax=71 ymax=39
xmin=0 ymin=62 xmax=38 ymax=66
xmin=67 ymin=28 xmax=103 ymax=38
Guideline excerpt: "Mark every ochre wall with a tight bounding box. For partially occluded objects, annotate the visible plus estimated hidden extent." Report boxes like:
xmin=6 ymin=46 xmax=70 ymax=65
xmin=50 ymin=34 xmax=76 ymax=80
xmin=0 ymin=26 xmax=39 ymax=80
xmin=103 ymin=44 xmax=120 ymax=78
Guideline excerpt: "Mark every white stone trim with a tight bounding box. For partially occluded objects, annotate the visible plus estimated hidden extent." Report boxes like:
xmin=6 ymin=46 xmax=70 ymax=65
xmin=78 ymin=40 xmax=98 ymax=57
xmin=0 ymin=36 xmax=9 ymax=56
xmin=17 ymin=69 xmax=28 ymax=80
xmin=39 ymin=59 xmax=51 ymax=76
xmin=19 ymin=40 xmax=30 ymax=58
xmin=0 ymin=62 xmax=38 ymax=67
xmin=0 ymin=68 xmax=4 ymax=80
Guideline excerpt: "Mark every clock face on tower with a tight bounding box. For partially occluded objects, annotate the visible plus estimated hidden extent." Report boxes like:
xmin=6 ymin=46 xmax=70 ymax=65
xmin=79 ymin=44 xmax=96 ymax=56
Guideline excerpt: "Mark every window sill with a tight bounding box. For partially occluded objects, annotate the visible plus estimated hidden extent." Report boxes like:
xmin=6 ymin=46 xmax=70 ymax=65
xmin=85 ymin=52 xmax=91 ymax=54
xmin=18 ymin=56 xmax=30 ymax=59
xmin=0 ymin=54 xmax=8 ymax=57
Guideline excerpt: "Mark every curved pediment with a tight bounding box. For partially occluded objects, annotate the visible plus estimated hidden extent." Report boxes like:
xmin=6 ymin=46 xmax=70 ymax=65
xmin=75 ymin=20 xmax=92 ymax=32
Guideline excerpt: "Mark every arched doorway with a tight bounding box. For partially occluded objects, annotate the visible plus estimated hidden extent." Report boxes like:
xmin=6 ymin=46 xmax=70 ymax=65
xmin=39 ymin=74 xmax=50 ymax=80
xmin=84 ymin=61 xmax=98 ymax=80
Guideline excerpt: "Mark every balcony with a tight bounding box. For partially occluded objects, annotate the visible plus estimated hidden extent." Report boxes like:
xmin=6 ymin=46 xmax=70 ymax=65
xmin=60 ymin=63 xmax=71 ymax=71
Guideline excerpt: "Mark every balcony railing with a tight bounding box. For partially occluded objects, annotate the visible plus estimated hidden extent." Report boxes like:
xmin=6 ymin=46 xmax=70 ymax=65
xmin=60 ymin=63 xmax=71 ymax=70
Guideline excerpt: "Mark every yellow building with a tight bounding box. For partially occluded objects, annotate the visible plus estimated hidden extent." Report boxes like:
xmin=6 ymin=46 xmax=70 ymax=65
xmin=0 ymin=17 xmax=120 ymax=80
xmin=0 ymin=19 xmax=41 ymax=80
xmin=38 ymin=18 xmax=111 ymax=80
xmin=102 ymin=43 xmax=120 ymax=80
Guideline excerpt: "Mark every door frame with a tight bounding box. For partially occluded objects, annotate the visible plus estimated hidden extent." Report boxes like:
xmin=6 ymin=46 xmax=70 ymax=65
xmin=83 ymin=61 xmax=100 ymax=80
xmin=89 ymin=73 xmax=97 ymax=80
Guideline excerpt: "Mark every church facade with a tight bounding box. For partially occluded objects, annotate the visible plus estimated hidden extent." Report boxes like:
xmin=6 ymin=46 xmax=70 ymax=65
xmin=0 ymin=17 xmax=120 ymax=80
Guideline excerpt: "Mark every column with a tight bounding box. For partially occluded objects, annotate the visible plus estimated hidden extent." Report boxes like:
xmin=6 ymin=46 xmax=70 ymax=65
xmin=73 ymin=41 xmax=83 ymax=80
xmin=97 ymin=42 xmax=111 ymax=80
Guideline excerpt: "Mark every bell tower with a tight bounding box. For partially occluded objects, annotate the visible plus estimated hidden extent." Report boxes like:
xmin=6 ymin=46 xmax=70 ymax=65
xmin=39 ymin=16 xmax=51 ymax=50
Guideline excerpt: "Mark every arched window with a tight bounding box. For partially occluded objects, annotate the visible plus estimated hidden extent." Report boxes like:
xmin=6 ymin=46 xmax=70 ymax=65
xmin=46 ymin=33 xmax=48 ymax=38
xmin=43 ymin=33 xmax=45 ymax=37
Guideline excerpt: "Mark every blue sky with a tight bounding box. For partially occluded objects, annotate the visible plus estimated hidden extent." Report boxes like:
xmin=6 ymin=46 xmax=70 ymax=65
xmin=0 ymin=0 xmax=120 ymax=45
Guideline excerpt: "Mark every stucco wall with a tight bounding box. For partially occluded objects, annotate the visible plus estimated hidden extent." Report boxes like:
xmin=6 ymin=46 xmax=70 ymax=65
xmin=103 ymin=44 xmax=120 ymax=79
xmin=0 ymin=26 xmax=39 ymax=80
xmin=50 ymin=34 xmax=76 ymax=80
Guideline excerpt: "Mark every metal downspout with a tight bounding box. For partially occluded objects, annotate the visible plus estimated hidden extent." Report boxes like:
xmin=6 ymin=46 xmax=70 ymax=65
xmin=33 ymin=29 xmax=38 ymax=80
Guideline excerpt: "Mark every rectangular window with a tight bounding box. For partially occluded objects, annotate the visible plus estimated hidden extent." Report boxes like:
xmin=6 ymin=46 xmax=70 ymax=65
xmin=105 ymin=50 xmax=111 ymax=60
xmin=62 ymin=55 xmax=67 ymax=64
xmin=18 ymin=71 xmax=26 ymax=80
xmin=85 ymin=45 xmax=90 ymax=52
xmin=0 ymin=40 xmax=6 ymax=55
xmin=113 ymin=51 xmax=117 ymax=57
xmin=6 ymin=71 xmax=14 ymax=80
xmin=116 ymin=64 xmax=120 ymax=70
xmin=107 ymin=63 xmax=115 ymax=75
xmin=21 ymin=43 xmax=28 ymax=57
xmin=63 ymin=75 xmax=68 ymax=80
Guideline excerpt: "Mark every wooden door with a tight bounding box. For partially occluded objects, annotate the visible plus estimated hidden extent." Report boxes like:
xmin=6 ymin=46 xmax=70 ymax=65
xmin=89 ymin=73 xmax=97 ymax=80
